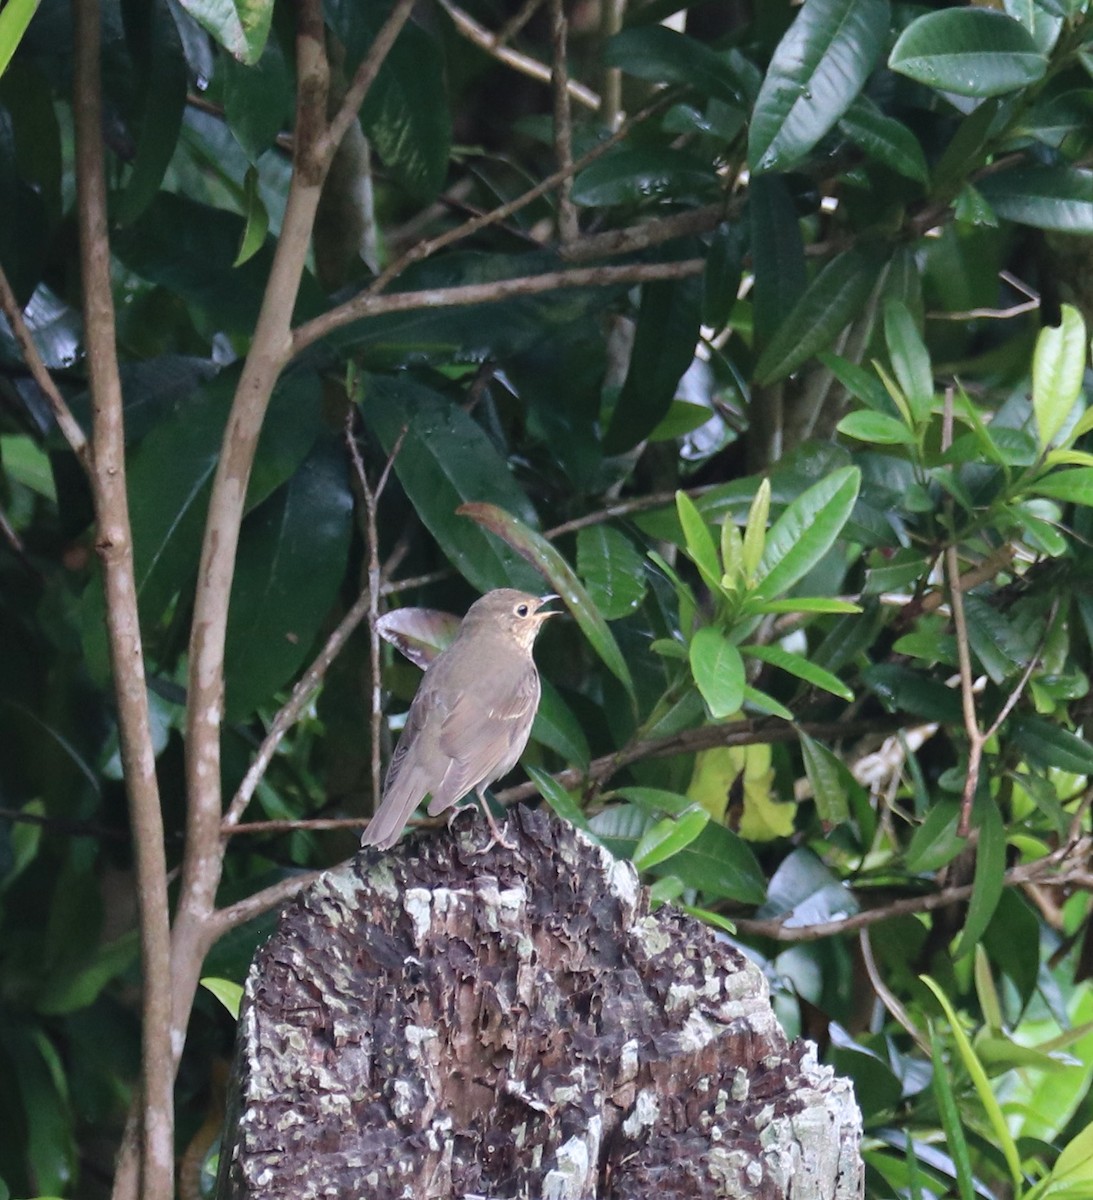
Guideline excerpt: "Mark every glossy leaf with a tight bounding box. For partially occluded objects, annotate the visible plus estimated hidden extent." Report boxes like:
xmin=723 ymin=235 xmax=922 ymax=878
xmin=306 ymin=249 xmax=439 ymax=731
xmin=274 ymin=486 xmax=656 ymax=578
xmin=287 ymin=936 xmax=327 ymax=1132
xmin=742 ymin=478 xmax=770 ymax=584
xmin=702 ymin=221 xmax=745 ymax=329
xmin=884 ymin=300 xmax=933 ymax=425
xmin=749 ymin=172 xmax=807 ymax=348
xmin=1012 ymin=714 xmax=1093 ymax=774
xmin=928 ymin=1020 xmax=978 ymax=1200
xmin=689 ymin=626 xmax=745 ymax=718
xmin=604 ymin=274 xmax=702 ymax=453
xmin=889 ymin=8 xmax=1046 ymax=98
xmin=360 ymin=375 xmax=542 ymax=594
xmin=661 ymin=821 xmax=767 ymax=903
xmin=176 ymin=0 xmax=273 ymax=63
xmin=1032 ymin=304 xmax=1087 ymax=450
xmin=754 ymin=248 xmax=883 ymax=385
xmin=837 ymin=411 xmax=916 ymax=445
xmin=754 ymin=465 xmax=861 ymax=599
xmin=633 ymin=807 xmax=710 ymax=871
xmin=953 ymin=795 xmax=1006 ymax=959
xmin=224 ymin=436 xmax=352 ymax=720
xmin=758 ymin=846 xmax=859 ymax=924
xmin=200 ymin=976 xmax=244 ymax=1019
xmin=838 ymin=95 xmax=929 ymax=184
xmin=526 ymin=765 xmax=591 ymax=832
xmin=575 ymin=525 xmax=647 ymax=620
xmin=458 ymin=501 xmax=637 ymax=702
xmin=360 ymin=22 xmax=451 ymax=203
xmin=905 ymin=799 xmax=966 ymax=873
xmin=1031 ymin=468 xmax=1093 ymax=505
xmin=744 ymin=643 xmax=854 ymax=701
xmin=233 ymin=166 xmax=269 ymax=268
xmin=605 ymin=25 xmax=746 ymax=105
xmin=675 ymin=490 xmax=722 ymax=593
xmin=978 ymin=167 xmax=1093 ymax=233
xmin=749 ymin=0 xmax=889 ymax=172
xmin=222 ymin=36 xmax=290 ymax=162
xmin=572 ymin=148 xmax=719 ymax=207
xmin=798 ymin=729 xmax=849 ymax=825
xmin=532 ymin=680 xmax=592 ymax=768
xmin=0 ymin=0 xmax=41 ymax=80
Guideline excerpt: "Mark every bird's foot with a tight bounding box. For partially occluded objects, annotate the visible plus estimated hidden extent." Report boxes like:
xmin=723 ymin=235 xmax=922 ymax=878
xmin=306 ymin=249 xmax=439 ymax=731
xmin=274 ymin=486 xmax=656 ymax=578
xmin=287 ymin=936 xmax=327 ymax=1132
xmin=474 ymin=796 xmax=517 ymax=854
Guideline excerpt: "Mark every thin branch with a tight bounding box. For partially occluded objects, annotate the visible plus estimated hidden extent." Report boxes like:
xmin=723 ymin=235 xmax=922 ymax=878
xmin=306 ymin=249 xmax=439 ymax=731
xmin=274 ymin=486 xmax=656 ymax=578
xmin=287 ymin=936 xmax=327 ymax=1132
xmin=549 ymin=0 xmax=578 ymax=246
xmin=323 ymin=0 xmax=418 ymax=162
xmin=495 ymin=0 xmax=546 ymax=46
xmin=437 ymin=0 xmax=600 ymax=110
xmin=211 ymin=868 xmax=326 ymax=936
xmin=223 ymin=588 xmax=372 ymax=828
xmin=860 ymin=928 xmax=929 ymax=1054
xmin=293 ymin=258 xmax=705 ymax=353
xmin=0 ymin=263 xmax=91 ymax=470
xmin=497 ymin=714 xmax=906 ymax=805
xmin=543 ymin=485 xmax=716 ymax=538
xmin=731 ymin=841 xmax=1092 ymax=943
xmin=927 ymin=299 xmax=1039 ymax=322
xmin=560 ymin=203 xmax=727 ymax=262
xmin=74 ymin=4 xmax=173 ymax=1198
xmin=222 ymin=817 xmax=367 ymax=836
xmin=600 ymin=0 xmax=624 ymax=129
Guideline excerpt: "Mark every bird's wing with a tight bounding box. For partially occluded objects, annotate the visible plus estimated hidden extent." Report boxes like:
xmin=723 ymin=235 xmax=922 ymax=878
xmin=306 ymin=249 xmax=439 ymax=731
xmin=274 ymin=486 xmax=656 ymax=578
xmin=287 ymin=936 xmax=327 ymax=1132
xmin=360 ymin=686 xmax=436 ymax=849
xmin=425 ymin=661 xmax=540 ymax=817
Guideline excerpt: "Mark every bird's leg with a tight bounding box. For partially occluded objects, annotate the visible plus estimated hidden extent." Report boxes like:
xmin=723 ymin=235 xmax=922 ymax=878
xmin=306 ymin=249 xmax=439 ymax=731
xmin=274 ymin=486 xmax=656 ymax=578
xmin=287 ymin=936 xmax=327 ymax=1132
xmin=473 ymin=786 xmax=517 ymax=853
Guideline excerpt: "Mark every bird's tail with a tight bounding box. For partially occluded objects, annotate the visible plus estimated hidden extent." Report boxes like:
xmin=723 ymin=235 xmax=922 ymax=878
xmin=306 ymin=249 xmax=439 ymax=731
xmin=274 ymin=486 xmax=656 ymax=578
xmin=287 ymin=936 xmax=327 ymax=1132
xmin=359 ymin=767 xmax=427 ymax=850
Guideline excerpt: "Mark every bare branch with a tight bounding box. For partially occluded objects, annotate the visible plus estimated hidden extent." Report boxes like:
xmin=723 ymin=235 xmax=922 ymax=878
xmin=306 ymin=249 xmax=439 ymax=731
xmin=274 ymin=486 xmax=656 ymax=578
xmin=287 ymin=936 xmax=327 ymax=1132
xmin=560 ymin=203 xmax=727 ymax=262
xmin=549 ymin=0 xmax=578 ymax=245
xmin=73 ymin=4 xmax=173 ymax=1198
xmin=294 ymin=258 xmax=704 ymax=353
xmin=437 ymin=0 xmax=600 ymax=110
xmin=495 ymin=0 xmax=546 ymax=46
xmin=212 ymin=868 xmax=326 ymax=936
xmin=0 ymin=263 xmax=91 ymax=469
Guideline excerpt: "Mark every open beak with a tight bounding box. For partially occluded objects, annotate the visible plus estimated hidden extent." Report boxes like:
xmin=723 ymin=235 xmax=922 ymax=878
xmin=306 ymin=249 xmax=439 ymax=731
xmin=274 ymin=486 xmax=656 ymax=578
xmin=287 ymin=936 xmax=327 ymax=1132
xmin=535 ymin=593 xmax=562 ymax=620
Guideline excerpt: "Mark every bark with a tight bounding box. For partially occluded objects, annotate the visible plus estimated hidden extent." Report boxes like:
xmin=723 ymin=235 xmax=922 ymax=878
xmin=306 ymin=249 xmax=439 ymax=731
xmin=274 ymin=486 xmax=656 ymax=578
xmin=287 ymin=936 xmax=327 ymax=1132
xmin=218 ymin=808 xmax=863 ymax=1200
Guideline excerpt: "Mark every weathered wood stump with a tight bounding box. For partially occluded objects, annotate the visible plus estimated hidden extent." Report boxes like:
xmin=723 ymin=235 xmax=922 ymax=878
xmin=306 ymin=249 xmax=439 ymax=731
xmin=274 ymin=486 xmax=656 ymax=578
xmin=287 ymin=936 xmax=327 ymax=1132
xmin=217 ymin=807 xmax=863 ymax=1199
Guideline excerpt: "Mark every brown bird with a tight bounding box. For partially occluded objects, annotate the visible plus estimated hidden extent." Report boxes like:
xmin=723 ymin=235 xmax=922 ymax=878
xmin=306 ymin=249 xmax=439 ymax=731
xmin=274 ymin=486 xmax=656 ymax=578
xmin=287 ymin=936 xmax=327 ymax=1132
xmin=361 ymin=589 xmax=558 ymax=850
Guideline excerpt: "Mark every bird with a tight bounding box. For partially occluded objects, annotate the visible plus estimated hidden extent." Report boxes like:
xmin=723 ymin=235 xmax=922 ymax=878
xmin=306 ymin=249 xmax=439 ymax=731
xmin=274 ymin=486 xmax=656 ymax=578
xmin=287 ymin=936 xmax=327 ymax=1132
xmin=361 ymin=589 xmax=558 ymax=850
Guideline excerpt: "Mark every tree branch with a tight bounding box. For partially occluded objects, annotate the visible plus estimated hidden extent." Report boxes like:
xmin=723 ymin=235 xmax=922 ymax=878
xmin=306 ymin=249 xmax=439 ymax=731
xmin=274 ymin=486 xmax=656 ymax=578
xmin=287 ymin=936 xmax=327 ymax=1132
xmin=293 ymin=258 xmax=704 ymax=353
xmin=549 ymin=0 xmax=578 ymax=246
xmin=0 ymin=264 xmax=92 ymax=470
xmin=72 ymin=4 xmax=173 ymax=1199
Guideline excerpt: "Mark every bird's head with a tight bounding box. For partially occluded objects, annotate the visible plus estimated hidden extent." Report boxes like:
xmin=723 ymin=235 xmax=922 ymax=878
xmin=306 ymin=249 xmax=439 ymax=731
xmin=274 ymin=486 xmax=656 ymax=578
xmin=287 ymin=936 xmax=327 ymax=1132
xmin=464 ymin=588 xmax=560 ymax=650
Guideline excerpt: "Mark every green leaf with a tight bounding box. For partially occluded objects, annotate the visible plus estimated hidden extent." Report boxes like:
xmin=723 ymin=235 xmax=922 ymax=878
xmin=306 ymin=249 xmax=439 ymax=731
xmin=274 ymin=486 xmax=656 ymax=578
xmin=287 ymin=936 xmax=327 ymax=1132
xmin=661 ymin=821 xmax=767 ymax=903
xmin=36 ymin=931 xmax=140 ymax=1015
xmin=614 ymin=787 xmax=695 ymax=816
xmin=575 ymin=525 xmax=647 ymax=619
xmin=889 ymin=8 xmax=1047 ymax=98
xmin=225 ymin=436 xmax=352 ymax=720
xmin=749 ymin=596 xmax=862 ymax=614
xmin=200 ymin=976 xmax=244 ymax=1019
xmin=232 ymin=165 xmax=269 ymax=268
xmin=836 ymin=410 xmax=917 ymax=445
xmin=749 ymin=172 xmax=807 ymax=348
xmin=361 ymin=374 xmax=542 ymax=594
xmin=921 ymin=978 xmax=1024 ymax=1187
xmin=837 ymin=94 xmax=929 ymax=184
xmin=884 ymin=300 xmax=933 ymax=425
xmin=1011 ymin=714 xmax=1093 ymax=774
xmin=978 ymin=166 xmax=1093 ymax=233
xmin=222 ymin=36 xmax=291 ymax=162
xmin=114 ymin=0 xmax=188 ymax=226
xmin=458 ymin=501 xmax=637 ymax=703
xmin=1031 ymin=468 xmax=1093 ymax=505
xmin=1032 ymin=304 xmax=1087 ymax=449
xmin=754 ymin=248 xmax=884 ymax=385
xmin=928 ymin=1020 xmax=978 ymax=1200
xmin=675 ymin=490 xmax=723 ymax=593
xmin=798 ymin=729 xmax=849 ymax=824
xmin=604 ymin=26 xmax=747 ymax=106
xmin=744 ymin=643 xmax=854 ymax=702
xmin=633 ymin=807 xmax=710 ymax=871
xmin=742 ymin=685 xmax=794 ymax=720
xmin=532 ymin=680 xmax=591 ymax=768
xmin=603 ymin=274 xmax=702 ymax=452
xmin=754 ymin=465 xmax=861 ymax=599
xmin=572 ymin=148 xmax=719 ymax=207
xmin=748 ymin=0 xmax=890 ymax=172
xmin=905 ymin=799 xmax=966 ymax=873
xmin=526 ymin=765 xmax=591 ymax=832
xmin=741 ymin=478 xmax=770 ymax=585
xmin=702 ymin=221 xmax=745 ymax=330
xmin=0 ymin=0 xmax=41 ymax=80
xmin=953 ymin=795 xmax=1006 ymax=960
xmin=864 ymin=663 xmax=963 ymax=722
xmin=176 ymin=0 xmax=273 ymax=64
xmin=689 ymin=627 xmax=745 ymax=718
xmin=360 ymin=22 xmax=451 ymax=203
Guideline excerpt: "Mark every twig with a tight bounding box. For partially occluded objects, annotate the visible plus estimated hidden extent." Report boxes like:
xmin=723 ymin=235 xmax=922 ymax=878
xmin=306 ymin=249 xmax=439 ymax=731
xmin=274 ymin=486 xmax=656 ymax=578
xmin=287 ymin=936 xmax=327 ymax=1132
xmin=221 ymin=817 xmax=368 ymax=836
xmin=543 ymin=485 xmax=715 ymax=538
xmin=600 ymin=0 xmax=624 ymax=130
xmin=0 ymin=263 xmax=91 ymax=470
xmin=731 ymin=840 xmax=1092 ymax=943
xmin=74 ymin=4 xmax=173 ymax=1199
xmin=549 ymin=0 xmax=578 ymax=246
xmin=560 ymin=203 xmax=728 ymax=262
xmin=859 ymin=929 xmax=929 ymax=1054
xmin=495 ymin=0 xmax=546 ymax=46
xmin=927 ymin=299 xmax=1039 ymax=322
xmin=293 ymin=258 xmax=704 ymax=352
xmin=211 ymin=868 xmax=326 ymax=936
xmin=437 ymin=0 xmax=600 ymax=110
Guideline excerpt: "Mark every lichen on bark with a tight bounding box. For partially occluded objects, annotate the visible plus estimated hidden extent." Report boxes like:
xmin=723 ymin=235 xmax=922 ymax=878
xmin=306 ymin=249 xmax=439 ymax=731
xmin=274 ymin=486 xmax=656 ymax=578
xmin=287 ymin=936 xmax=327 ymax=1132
xmin=218 ymin=807 xmax=863 ymax=1199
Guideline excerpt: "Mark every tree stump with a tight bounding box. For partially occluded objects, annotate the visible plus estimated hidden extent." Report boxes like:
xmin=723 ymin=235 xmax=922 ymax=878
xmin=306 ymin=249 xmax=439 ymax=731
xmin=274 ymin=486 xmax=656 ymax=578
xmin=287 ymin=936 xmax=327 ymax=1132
xmin=217 ymin=807 xmax=863 ymax=1199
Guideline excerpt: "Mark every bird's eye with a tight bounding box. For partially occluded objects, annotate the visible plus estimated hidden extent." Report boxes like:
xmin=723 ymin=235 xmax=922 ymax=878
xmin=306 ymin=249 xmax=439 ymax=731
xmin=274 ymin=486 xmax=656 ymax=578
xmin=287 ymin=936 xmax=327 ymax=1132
xmin=516 ymin=603 xmax=529 ymax=617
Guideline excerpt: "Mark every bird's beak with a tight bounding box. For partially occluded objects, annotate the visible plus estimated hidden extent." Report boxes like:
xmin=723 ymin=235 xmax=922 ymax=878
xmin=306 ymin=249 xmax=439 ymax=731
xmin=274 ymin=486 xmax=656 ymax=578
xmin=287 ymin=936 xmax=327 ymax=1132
xmin=535 ymin=593 xmax=562 ymax=619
